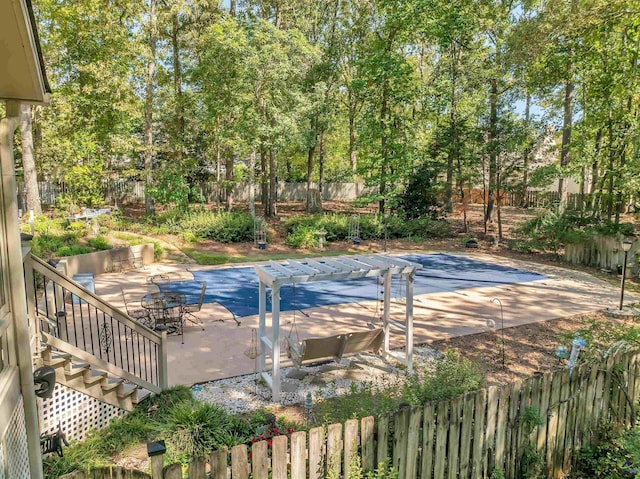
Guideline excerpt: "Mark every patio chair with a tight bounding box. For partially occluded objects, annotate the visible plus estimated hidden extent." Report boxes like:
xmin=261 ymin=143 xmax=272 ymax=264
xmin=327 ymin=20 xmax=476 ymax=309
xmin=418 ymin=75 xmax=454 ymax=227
xmin=120 ymin=287 xmax=151 ymax=329
xmin=182 ymin=281 xmax=206 ymax=330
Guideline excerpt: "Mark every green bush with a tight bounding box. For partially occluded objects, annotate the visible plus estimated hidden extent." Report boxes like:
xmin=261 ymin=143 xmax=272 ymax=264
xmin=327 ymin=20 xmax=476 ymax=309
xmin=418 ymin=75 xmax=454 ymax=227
xmin=177 ymin=211 xmax=254 ymax=243
xmin=86 ymin=236 xmax=112 ymax=251
xmin=575 ymin=421 xmax=638 ymax=478
xmin=56 ymin=245 xmax=93 ymax=257
xmin=286 ymin=225 xmax=320 ymax=249
xmin=402 ymin=350 xmax=484 ymax=405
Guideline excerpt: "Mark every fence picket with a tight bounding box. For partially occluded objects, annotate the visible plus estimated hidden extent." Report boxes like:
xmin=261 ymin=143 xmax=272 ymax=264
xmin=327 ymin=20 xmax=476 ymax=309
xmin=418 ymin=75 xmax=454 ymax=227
xmin=361 ymin=416 xmax=376 ymax=472
xmin=376 ymin=414 xmax=390 ymax=467
xmin=393 ymin=406 xmax=410 ymax=478
xmin=231 ymin=444 xmax=250 ymax=479
xmin=308 ymin=427 xmax=324 ymax=479
xmin=210 ymin=448 xmax=228 ymax=479
xmin=327 ymin=423 xmax=343 ymax=478
xmin=272 ymin=435 xmax=288 ymax=479
xmin=494 ymin=384 xmax=511 ymax=475
xmin=406 ymin=407 xmax=422 ymax=479
xmin=458 ymin=393 xmax=474 ymax=478
xmin=506 ymin=381 xmax=521 ymax=479
xmin=421 ymin=403 xmax=436 ymax=479
xmin=188 ymin=456 xmax=206 ymax=479
xmin=484 ymin=386 xmax=500 ymax=478
xmin=547 ymin=370 xmax=565 ymax=477
xmin=163 ymin=464 xmax=181 ymax=479
xmin=291 ymin=432 xmax=306 ymax=479
xmin=433 ymin=400 xmax=449 ymax=479
xmin=471 ymin=389 xmax=486 ymax=479
xmin=344 ymin=419 xmax=360 ymax=478
xmin=553 ymin=370 xmax=571 ymax=478
xmin=447 ymin=396 xmax=462 ymax=479
xmin=251 ymin=441 xmax=269 ymax=479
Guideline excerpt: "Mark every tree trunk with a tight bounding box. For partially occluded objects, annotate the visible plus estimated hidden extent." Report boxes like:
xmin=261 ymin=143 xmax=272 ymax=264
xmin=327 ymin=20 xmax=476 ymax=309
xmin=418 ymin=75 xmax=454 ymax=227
xmin=520 ymin=93 xmax=531 ymax=207
xmin=248 ymin=150 xmax=256 ymax=217
xmin=306 ymin=144 xmax=315 ymax=213
xmin=144 ymin=0 xmax=157 ymax=216
xmin=171 ymin=13 xmax=183 ymax=164
xmin=225 ymin=150 xmax=234 ymax=211
xmin=484 ymin=79 xmax=498 ymax=227
xmin=558 ymin=81 xmax=574 ymax=211
xmin=20 ymin=105 xmax=41 ymax=215
xmin=349 ymin=104 xmax=357 ymax=175
xmin=590 ymin=128 xmax=602 ymax=211
xmin=268 ymin=147 xmax=277 ymax=217
xmin=229 ymin=0 xmax=236 ymax=16
xmin=379 ymin=83 xmax=388 ymax=214
xmin=444 ymin=43 xmax=457 ymax=214
xmin=318 ymin=130 xmax=325 ymax=195
xmin=260 ymin=143 xmax=268 ymax=215
xmin=606 ymin=110 xmax=615 ymax=219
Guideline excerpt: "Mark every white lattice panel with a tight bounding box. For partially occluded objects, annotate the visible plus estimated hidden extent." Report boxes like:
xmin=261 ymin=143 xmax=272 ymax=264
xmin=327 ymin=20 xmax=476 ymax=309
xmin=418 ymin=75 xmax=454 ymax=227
xmin=0 ymin=440 xmax=5 ymax=479
xmin=39 ymin=384 xmax=124 ymax=442
xmin=3 ymin=396 xmax=30 ymax=479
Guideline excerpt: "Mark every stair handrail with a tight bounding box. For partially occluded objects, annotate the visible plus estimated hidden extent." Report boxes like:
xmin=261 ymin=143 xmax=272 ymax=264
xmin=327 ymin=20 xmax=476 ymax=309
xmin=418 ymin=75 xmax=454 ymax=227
xmin=28 ymin=253 xmax=160 ymax=341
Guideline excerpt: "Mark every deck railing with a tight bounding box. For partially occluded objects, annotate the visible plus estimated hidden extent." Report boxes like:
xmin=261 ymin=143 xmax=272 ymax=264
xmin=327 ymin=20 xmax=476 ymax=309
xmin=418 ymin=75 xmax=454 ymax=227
xmin=24 ymin=251 xmax=167 ymax=392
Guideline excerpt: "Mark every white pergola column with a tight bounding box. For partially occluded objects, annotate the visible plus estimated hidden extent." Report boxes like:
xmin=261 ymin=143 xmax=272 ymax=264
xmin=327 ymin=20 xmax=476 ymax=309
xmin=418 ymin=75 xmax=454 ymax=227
xmin=271 ymin=285 xmax=281 ymax=402
xmin=382 ymin=270 xmax=392 ymax=354
xmin=257 ymin=281 xmax=266 ymax=373
xmin=405 ymin=271 xmax=414 ymax=373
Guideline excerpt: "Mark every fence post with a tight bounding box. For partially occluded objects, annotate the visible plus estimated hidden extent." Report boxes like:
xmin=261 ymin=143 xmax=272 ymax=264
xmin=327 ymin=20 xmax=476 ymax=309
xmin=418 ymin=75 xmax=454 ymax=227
xmin=158 ymin=330 xmax=168 ymax=389
xmin=148 ymin=440 xmax=166 ymax=479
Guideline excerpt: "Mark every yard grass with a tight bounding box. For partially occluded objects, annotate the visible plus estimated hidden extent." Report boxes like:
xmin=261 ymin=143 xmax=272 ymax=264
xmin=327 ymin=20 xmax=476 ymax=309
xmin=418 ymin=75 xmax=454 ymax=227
xmin=180 ymin=245 xmax=352 ymax=265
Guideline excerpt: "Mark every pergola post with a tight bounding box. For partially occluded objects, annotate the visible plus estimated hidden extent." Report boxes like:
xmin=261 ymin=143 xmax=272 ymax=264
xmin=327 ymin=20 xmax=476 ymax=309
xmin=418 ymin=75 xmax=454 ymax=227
xmin=258 ymin=281 xmax=266 ymax=373
xmin=405 ymin=272 xmax=414 ymax=373
xmin=271 ymin=285 xmax=281 ymax=402
xmin=382 ymin=270 xmax=392 ymax=354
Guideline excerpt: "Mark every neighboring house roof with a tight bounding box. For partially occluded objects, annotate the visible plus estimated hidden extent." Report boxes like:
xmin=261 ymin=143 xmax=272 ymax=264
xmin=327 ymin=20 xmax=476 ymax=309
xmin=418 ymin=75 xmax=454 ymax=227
xmin=0 ymin=0 xmax=50 ymax=104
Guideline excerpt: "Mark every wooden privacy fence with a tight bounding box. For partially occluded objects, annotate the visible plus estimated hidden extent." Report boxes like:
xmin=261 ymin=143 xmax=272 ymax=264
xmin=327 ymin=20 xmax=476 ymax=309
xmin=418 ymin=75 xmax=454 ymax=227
xmin=565 ymin=233 xmax=640 ymax=272
xmin=61 ymin=351 xmax=640 ymax=479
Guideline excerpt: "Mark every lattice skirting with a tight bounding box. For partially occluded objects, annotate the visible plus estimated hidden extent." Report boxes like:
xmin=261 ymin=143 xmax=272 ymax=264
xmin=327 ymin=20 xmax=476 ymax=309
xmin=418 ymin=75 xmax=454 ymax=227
xmin=0 ymin=396 xmax=30 ymax=479
xmin=39 ymin=384 xmax=125 ymax=442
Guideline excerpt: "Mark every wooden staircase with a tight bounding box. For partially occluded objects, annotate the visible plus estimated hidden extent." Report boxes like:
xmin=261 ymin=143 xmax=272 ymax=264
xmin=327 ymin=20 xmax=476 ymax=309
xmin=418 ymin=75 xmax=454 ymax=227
xmin=24 ymin=251 xmax=167 ymax=413
xmin=38 ymin=346 xmax=152 ymax=411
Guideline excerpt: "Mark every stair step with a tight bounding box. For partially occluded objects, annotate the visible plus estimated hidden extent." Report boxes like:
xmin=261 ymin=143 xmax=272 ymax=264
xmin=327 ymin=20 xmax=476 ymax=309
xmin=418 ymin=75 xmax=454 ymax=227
xmin=83 ymin=369 xmax=108 ymax=386
xmin=101 ymin=378 xmax=124 ymax=392
xmin=117 ymin=383 xmax=138 ymax=399
xmin=64 ymin=363 xmax=90 ymax=380
xmin=133 ymin=389 xmax=152 ymax=404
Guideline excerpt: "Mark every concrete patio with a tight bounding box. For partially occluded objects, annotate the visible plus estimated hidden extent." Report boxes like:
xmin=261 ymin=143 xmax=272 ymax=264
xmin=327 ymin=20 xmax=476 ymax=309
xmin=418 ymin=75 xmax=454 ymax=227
xmin=94 ymin=251 xmax=629 ymax=387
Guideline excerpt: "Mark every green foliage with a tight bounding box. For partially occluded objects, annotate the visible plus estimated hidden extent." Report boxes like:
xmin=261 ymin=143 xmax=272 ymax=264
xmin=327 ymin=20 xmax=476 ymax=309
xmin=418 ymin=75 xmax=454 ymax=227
xmin=397 ymin=162 xmax=444 ymax=219
xmin=518 ymin=407 xmax=544 ymax=479
xmin=58 ymin=163 xmax=105 ymax=209
xmin=284 ymin=214 xmax=452 ymax=246
xmin=401 ymin=350 xmax=484 ymax=405
xmin=147 ymin=167 xmax=203 ymax=212
xmin=314 ymin=381 xmax=402 ymax=425
xmin=176 ymin=211 xmax=254 ymax=243
xmin=86 ymin=236 xmax=112 ymax=250
xmin=575 ymin=421 xmax=639 ymax=478
xmin=286 ymin=225 xmax=321 ymax=249
xmin=43 ymin=386 xmax=293 ymax=476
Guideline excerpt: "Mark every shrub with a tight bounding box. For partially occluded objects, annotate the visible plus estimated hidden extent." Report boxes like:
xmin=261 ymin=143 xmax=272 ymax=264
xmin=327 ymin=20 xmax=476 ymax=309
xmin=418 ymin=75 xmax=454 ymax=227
xmin=67 ymin=221 xmax=88 ymax=235
xmin=286 ymin=225 xmax=320 ymax=249
xmin=56 ymin=245 xmax=93 ymax=257
xmin=177 ymin=211 xmax=254 ymax=243
xmin=86 ymin=236 xmax=112 ymax=251
xmin=402 ymin=350 xmax=484 ymax=405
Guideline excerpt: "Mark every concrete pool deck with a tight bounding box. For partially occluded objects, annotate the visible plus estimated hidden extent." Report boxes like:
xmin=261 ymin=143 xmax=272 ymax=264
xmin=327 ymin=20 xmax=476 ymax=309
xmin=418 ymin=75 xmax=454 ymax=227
xmin=94 ymin=251 xmax=631 ymax=387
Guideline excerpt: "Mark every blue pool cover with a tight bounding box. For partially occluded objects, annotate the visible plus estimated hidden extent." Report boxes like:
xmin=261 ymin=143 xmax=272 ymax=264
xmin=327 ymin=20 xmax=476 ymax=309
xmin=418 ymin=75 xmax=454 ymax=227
xmin=158 ymin=253 xmax=546 ymax=318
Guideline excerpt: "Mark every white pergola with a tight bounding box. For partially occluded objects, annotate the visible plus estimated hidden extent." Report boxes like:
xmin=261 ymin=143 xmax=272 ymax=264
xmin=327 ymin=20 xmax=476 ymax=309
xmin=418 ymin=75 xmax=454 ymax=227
xmin=254 ymin=254 xmax=422 ymax=401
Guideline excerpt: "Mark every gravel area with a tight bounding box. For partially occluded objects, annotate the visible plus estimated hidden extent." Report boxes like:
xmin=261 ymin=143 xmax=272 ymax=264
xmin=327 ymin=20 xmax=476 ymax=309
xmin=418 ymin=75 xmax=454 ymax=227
xmin=192 ymin=346 xmax=441 ymax=414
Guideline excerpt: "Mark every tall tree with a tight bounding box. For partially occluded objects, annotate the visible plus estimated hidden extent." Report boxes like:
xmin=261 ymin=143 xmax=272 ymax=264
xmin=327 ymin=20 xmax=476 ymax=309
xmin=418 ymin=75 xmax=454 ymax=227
xmin=20 ymin=105 xmax=42 ymax=214
xmin=144 ymin=0 xmax=158 ymax=215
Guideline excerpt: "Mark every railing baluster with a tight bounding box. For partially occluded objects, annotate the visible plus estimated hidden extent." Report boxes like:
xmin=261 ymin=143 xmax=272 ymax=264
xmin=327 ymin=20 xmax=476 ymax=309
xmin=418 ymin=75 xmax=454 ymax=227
xmin=87 ymin=304 xmax=95 ymax=356
xmin=143 ymin=338 xmax=148 ymax=382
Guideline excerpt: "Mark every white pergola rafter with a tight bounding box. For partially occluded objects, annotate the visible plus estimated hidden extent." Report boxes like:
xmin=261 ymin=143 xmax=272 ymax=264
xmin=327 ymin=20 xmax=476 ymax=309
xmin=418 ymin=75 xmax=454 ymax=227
xmin=254 ymin=254 xmax=422 ymax=401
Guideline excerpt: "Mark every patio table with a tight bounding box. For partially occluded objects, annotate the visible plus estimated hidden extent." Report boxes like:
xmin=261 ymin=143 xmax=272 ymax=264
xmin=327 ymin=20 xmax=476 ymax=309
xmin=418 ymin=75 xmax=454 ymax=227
xmin=141 ymin=292 xmax=186 ymax=341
